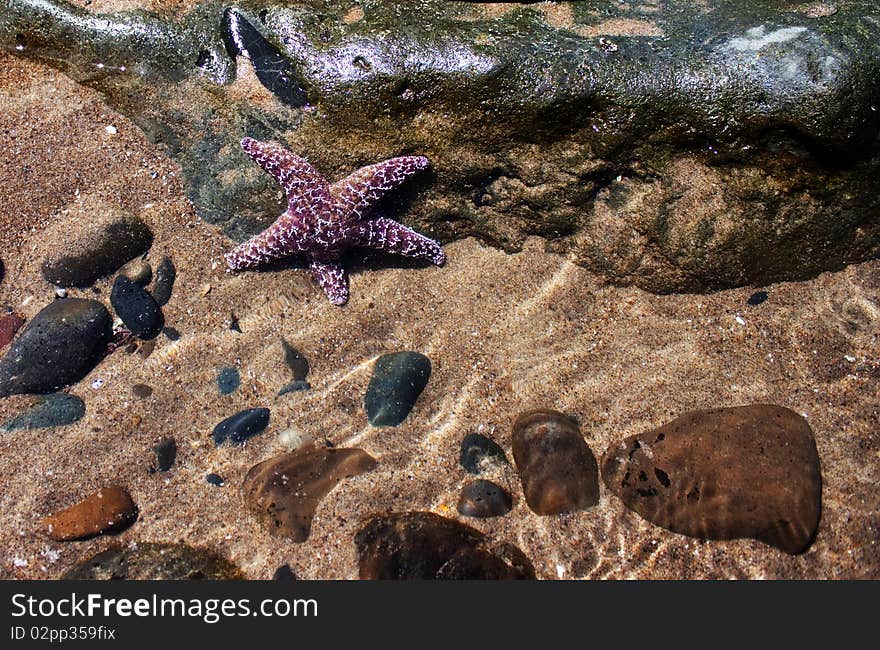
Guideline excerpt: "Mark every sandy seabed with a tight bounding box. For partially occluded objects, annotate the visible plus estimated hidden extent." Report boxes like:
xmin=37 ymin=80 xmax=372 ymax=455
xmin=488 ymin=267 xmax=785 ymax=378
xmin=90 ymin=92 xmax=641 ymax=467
xmin=0 ymin=50 xmax=878 ymax=580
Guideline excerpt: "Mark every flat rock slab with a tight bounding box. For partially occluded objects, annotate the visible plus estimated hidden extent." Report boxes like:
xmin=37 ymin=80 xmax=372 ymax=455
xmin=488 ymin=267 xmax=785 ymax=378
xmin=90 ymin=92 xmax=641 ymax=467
xmin=0 ymin=298 xmax=111 ymax=397
xmin=3 ymin=1 xmax=879 ymax=291
xmin=601 ymin=404 xmax=823 ymax=554
xmin=243 ymin=444 xmax=378 ymax=542
xmin=512 ymin=409 xmax=600 ymax=515
xmin=41 ymin=485 xmax=138 ymax=541
xmin=62 ymin=542 xmax=243 ymax=579
xmin=0 ymin=393 xmax=85 ymax=431
xmin=355 ymin=511 xmax=535 ymax=580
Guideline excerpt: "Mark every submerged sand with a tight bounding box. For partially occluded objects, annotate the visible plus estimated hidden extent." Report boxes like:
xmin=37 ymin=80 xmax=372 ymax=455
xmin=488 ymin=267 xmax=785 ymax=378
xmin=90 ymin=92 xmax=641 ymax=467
xmin=0 ymin=51 xmax=878 ymax=580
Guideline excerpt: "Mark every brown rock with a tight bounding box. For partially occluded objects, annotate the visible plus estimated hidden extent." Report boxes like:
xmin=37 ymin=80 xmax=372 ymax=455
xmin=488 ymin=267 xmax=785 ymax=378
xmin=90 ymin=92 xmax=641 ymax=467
xmin=243 ymin=443 xmax=377 ymax=542
xmin=457 ymin=479 xmax=513 ymax=518
xmin=355 ymin=511 xmax=535 ymax=580
xmin=41 ymin=485 xmax=138 ymax=541
xmin=0 ymin=312 xmax=24 ymax=350
xmin=512 ymin=409 xmax=600 ymax=515
xmin=601 ymin=404 xmax=822 ymax=554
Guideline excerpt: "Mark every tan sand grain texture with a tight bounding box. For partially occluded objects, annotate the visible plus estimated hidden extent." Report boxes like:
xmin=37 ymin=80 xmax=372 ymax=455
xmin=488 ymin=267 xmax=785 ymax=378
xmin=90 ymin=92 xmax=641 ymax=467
xmin=0 ymin=50 xmax=878 ymax=580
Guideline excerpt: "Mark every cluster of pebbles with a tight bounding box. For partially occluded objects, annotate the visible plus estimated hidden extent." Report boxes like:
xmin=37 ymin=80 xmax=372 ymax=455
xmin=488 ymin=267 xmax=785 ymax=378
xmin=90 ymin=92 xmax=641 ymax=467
xmin=0 ymin=202 xmax=826 ymax=580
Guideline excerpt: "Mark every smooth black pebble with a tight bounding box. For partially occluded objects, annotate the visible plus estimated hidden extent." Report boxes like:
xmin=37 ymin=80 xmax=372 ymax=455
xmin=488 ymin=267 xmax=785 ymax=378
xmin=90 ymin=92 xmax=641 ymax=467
xmin=747 ymin=290 xmax=768 ymax=306
xmin=272 ymin=564 xmax=297 ymax=580
xmin=364 ymin=351 xmax=431 ymax=426
xmin=152 ymin=256 xmax=176 ymax=306
xmin=457 ymin=480 xmax=513 ymax=518
xmin=0 ymin=298 xmax=111 ymax=397
xmin=206 ymin=473 xmax=225 ymax=486
xmin=460 ymin=433 xmax=508 ymax=474
xmin=212 ymin=407 xmax=270 ymax=445
xmin=111 ymin=275 xmax=163 ymax=339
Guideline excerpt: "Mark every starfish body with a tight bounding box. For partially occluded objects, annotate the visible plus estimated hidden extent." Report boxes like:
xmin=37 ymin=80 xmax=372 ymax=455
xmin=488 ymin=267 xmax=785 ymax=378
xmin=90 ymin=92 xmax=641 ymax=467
xmin=225 ymin=137 xmax=446 ymax=305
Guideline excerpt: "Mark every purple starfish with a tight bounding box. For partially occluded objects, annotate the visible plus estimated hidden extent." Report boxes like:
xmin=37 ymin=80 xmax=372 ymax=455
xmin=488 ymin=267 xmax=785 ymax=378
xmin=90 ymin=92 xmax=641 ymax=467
xmin=224 ymin=137 xmax=446 ymax=305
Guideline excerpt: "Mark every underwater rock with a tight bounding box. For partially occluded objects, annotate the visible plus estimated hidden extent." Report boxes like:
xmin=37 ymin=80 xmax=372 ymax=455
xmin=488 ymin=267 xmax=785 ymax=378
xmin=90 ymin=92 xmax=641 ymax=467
xmin=62 ymin=542 xmax=243 ymax=579
xmin=131 ymin=383 xmax=153 ymax=399
xmin=364 ymin=352 xmax=431 ymax=426
xmin=278 ymin=380 xmax=311 ymax=396
xmin=460 ymin=432 xmax=508 ymax=474
xmin=457 ymin=480 xmax=513 ymax=518
xmin=3 ymin=1 xmax=879 ymax=291
xmin=216 ymin=366 xmax=240 ymax=395
xmin=0 ymin=393 xmax=85 ymax=432
xmin=41 ymin=485 xmax=138 ymax=541
xmin=272 ymin=564 xmax=297 ymax=580
xmin=110 ymin=275 xmax=164 ymax=340
xmin=151 ymin=256 xmax=176 ymax=306
xmin=512 ymin=409 xmax=600 ymax=515
xmin=151 ymin=437 xmax=177 ymax=472
xmin=601 ymin=404 xmax=822 ymax=554
xmin=40 ymin=202 xmax=152 ymax=287
xmin=748 ymin=291 xmax=769 ymax=306
xmin=0 ymin=298 xmax=112 ymax=397
xmin=206 ymin=473 xmax=225 ymax=486
xmin=243 ymin=443 xmax=377 ymax=542
xmin=212 ymin=407 xmax=270 ymax=445
xmin=120 ymin=258 xmax=152 ymax=285
xmin=355 ymin=511 xmax=535 ymax=580
xmin=0 ymin=312 xmax=24 ymax=350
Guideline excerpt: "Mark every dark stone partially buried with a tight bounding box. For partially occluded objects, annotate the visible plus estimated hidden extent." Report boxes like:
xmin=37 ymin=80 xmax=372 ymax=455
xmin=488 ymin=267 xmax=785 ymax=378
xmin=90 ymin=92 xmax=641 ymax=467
xmin=212 ymin=407 xmax=270 ymax=445
xmin=601 ymin=404 xmax=823 ymax=554
xmin=355 ymin=511 xmax=535 ymax=580
xmin=460 ymin=433 xmax=508 ymax=474
xmin=62 ymin=542 xmax=243 ymax=579
xmin=151 ymin=256 xmax=176 ymax=307
xmin=0 ymin=298 xmax=112 ymax=397
xmin=151 ymin=437 xmax=177 ymax=472
xmin=512 ymin=409 xmax=600 ymax=515
xmin=110 ymin=275 xmax=163 ymax=340
xmin=0 ymin=393 xmax=85 ymax=431
xmin=364 ymin=352 xmax=431 ymax=426
xmin=243 ymin=443 xmax=377 ymax=542
xmin=457 ymin=480 xmax=513 ymax=518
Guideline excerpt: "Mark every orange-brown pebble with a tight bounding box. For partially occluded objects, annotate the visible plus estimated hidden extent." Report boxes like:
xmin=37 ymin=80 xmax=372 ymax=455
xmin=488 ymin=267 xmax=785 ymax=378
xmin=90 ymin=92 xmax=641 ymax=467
xmin=41 ymin=486 xmax=138 ymax=541
xmin=0 ymin=312 xmax=25 ymax=350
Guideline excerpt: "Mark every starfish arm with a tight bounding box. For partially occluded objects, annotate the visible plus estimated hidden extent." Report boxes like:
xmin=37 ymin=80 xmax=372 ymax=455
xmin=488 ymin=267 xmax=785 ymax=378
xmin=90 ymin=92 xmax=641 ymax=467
xmin=352 ymin=217 xmax=446 ymax=266
xmin=309 ymin=260 xmax=349 ymax=305
xmin=329 ymin=156 xmax=429 ymax=221
xmin=241 ymin=137 xmax=330 ymax=205
xmin=224 ymin=213 xmax=307 ymax=270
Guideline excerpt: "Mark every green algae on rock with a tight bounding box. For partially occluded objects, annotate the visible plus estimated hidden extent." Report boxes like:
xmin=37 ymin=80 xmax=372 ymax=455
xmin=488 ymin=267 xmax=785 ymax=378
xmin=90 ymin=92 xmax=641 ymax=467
xmin=2 ymin=0 xmax=879 ymax=292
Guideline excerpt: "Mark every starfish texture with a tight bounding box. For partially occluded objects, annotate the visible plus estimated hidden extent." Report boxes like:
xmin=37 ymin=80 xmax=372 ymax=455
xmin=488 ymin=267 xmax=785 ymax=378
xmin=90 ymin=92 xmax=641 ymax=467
xmin=225 ymin=137 xmax=446 ymax=305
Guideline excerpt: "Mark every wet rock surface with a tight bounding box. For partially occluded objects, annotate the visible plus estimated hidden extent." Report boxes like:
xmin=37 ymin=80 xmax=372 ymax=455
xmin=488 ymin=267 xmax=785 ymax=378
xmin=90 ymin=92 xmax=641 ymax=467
xmin=243 ymin=443 xmax=377 ymax=542
xmin=151 ymin=256 xmax=176 ymax=306
xmin=460 ymin=433 xmax=508 ymax=474
xmin=211 ymin=407 xmax=270 ymax=445
xmin=41 ymin=485 xmax=138 ymax=541
xmin=0 ymin=393 xmax=85 ymax=431
xmin=457 ymin=479 xmax=513 ymax=518
xmin=62 ymin=542 xmax=243 ymax=579
xmin=355 ymin=511 xmax=535 ymax=579
xmin=39 ymin=201 xmax=152 ymax=287
xmin=3 ymin=1 xmax=879 ymax=291
xmin=110 ymin=275 xmax=164 ymax=340
xmin=364 ymin=352 xmax=431 ymax=426
xmin=601 ymin=405 xmax=823 ymax=554
xmin=0 ymin=312 xmax=24 ymax=350
xmin=512 ymin=409 xmax=600 ymax=515
xmin=0 ymin=298 xmax=112 ymax=397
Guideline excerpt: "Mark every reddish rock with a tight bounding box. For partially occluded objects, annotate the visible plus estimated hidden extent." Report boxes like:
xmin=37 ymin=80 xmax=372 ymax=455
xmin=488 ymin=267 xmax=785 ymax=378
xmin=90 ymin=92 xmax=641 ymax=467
xmin=0 ymin=312 xmax=24 ymax=350
xmin=601 ymin=404 xmax=822 ymax=554
xmin=41 ymin=485 xmax=138 ymax=541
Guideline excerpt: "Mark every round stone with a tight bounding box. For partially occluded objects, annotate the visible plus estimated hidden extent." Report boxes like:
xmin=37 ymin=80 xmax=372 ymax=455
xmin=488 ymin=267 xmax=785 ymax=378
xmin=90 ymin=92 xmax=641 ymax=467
xmin=457 ymin=480 xmax=513 ymax=518
xmin=460 ymin=433 xmax=508 ymax=474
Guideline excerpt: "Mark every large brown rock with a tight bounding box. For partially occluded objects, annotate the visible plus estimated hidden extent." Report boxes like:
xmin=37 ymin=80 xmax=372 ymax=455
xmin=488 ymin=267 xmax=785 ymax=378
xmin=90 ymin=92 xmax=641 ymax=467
xmin=41 ymin=485 xmax=138 ymax=541
xmin=243 ymin=443 xmax=377 ymax=542
xmin=355 ymin=511 xmax=535 ymax=580
xmin=512 ymin=409 xmax=599 ymax=515
xmin=601 ymin=404 xmax=822 ymax=554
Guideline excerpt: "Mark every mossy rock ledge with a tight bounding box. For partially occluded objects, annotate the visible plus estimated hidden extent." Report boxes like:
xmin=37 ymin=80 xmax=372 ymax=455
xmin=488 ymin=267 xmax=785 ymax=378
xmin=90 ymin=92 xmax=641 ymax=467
xmin=3 ymin=0 xmax=879 ymax=292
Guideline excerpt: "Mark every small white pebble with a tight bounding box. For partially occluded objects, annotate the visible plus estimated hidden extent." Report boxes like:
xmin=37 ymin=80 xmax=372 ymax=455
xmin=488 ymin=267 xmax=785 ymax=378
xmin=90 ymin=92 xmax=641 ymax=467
xmin=556 ymin=564 xmax=565 ymax=578
xmin=735 ymin=315 xmax=746 ymax=326
xmin=54 ymin=287 xmax=67 ymax=298
xmin=91 ymin=378 xmax=105 ymax=390
xmin=13 ymin=557 xmax=28 ymax=568
xmin=844 ymin=355 xmax=857 ymax=363
xmin=105 ymin=124 xmax=118 ymax=135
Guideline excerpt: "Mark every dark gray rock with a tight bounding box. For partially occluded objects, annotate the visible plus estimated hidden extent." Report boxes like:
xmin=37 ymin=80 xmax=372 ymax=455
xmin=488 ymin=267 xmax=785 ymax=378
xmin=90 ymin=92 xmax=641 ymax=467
xmin=0 ymin=393 xmax=85 ymax=431
xmin=3 ymin=1 xmax=879 ymax=292
xmin=211 ymin=407 xmax=270 ymax=445
xmin=364 ymin=351 xmax=431 ymax=426
xmin=0 ymin=298 xmax=111 ymax=397
xmin=39 ymin=203 xmax=152 ymax=287
xmin=216 ymin=366 xmax=240 ymax=395
xmin=62 ymin=542 xmax=243 ymax=579
xmin=151 ymin=437 xmax=177 ymax=472
xmin=457 ymin=480 xmax=513 ymax=518
xmin=151 ymin=256 xmax=176 ymax=306
xmin=110 ymin=275 xmax=163 ymax=339
xmin=277 ymin=380 xmax=311 ymax=396
xmin=460 ymin=432 xmax=508 ymax=474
